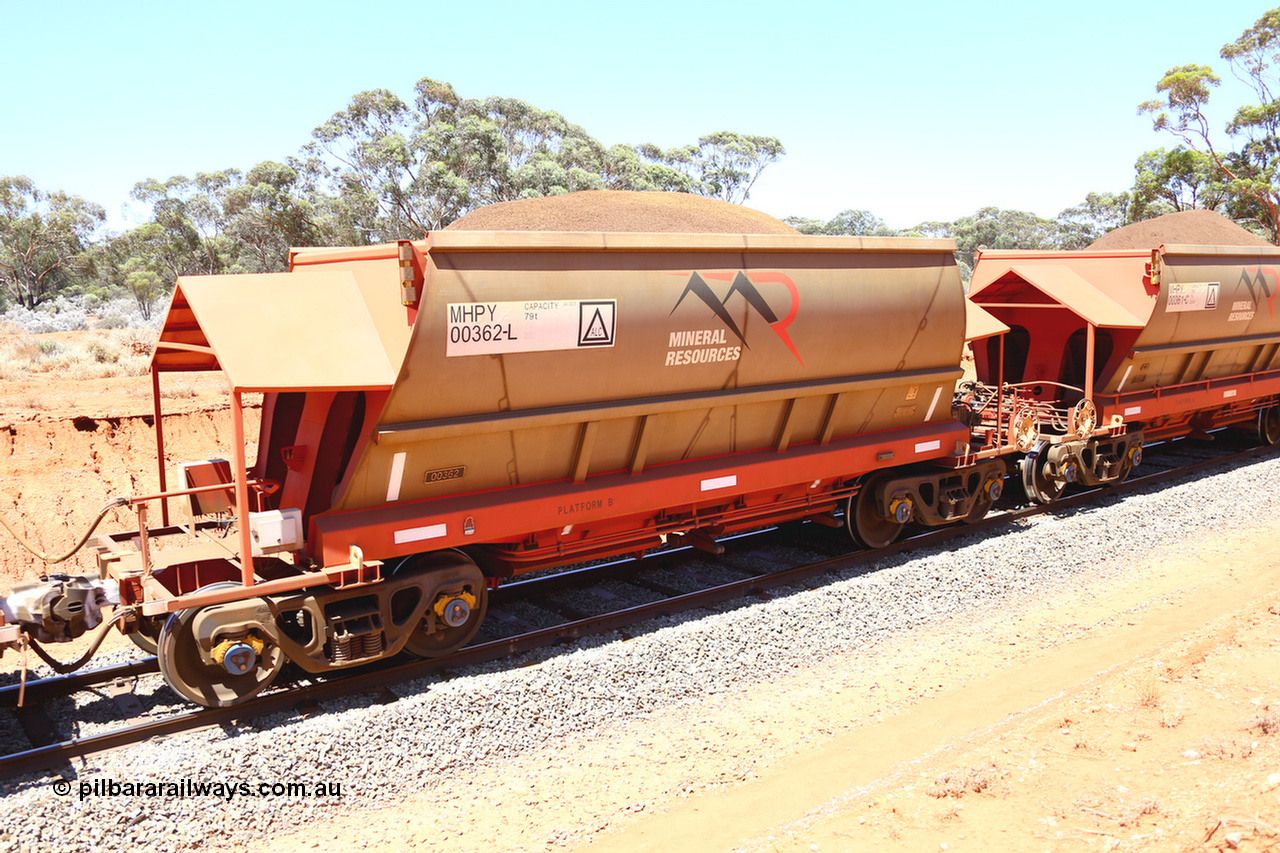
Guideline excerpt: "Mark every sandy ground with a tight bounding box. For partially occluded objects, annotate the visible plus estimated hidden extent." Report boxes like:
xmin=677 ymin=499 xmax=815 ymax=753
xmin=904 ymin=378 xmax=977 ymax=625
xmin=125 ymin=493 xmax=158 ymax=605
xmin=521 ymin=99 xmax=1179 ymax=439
xmin=243 ymin=515 xmax=1279 ymax=853
xmin=2 ymin=343 xmax=1278 ymax=852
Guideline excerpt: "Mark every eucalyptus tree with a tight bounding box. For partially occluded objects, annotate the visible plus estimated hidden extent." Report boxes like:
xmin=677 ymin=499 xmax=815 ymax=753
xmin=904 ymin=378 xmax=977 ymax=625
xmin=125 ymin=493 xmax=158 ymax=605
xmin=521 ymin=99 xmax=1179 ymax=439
xmin=1127 ymin=147 xmax=1230 ymax=221
xmin=307 ymin=77 xmax=788 ymax=238
xmin=0 ymin=175 xmax=105 ymax=309
xmin=1139 ymin=8 xmax=1280 ymax=242
xmin=130 ymin=170 xmax=240 ymax=277
xmin=222 ymin=160 xmax=323 ymax=272
xmin=1055 ymin=192 xmax=1132 ymax=249
xmin=692 ymin=132 xmax=785 ymax=203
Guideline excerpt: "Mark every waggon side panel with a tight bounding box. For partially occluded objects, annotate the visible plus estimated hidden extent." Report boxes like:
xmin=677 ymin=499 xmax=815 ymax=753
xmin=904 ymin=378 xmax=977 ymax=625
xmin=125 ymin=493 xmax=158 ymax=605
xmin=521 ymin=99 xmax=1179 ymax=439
xmin=311 ymin=419 xmax=971 ymax=570
xmin=327 ymin=235 xmax=966 ymax=516
xmin=1107 ymin=248 xmax=1280 ymax=394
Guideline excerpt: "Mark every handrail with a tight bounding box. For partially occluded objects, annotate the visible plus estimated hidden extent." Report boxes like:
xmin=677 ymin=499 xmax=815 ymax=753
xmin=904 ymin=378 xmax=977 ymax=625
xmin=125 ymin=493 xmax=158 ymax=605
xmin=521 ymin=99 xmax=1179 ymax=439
xmin=128 ymin=479 xmax=277 ymax=506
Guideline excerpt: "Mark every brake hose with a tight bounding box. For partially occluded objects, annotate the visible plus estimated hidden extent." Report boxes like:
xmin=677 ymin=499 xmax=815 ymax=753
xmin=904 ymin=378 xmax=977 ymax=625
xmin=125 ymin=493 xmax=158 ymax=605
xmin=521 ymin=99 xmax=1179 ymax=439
xmin=24 ymin=605 xmax=141 ymax=675
xmin=0 ymin=496 xmax=130 ymax=563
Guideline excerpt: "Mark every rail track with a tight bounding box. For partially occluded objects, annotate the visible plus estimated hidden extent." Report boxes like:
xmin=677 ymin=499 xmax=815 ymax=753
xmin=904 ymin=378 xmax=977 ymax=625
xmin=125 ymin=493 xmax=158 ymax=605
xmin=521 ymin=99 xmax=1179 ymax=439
xmin=0 ymin=435 xmax=1270 ymax=779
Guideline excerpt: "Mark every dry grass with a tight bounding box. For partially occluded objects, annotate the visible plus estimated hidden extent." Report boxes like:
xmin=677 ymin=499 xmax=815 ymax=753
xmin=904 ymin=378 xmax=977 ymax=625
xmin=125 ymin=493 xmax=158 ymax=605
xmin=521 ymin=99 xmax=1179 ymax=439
xmin=0 ymin=329 xmax=154 ymax=381
xmin=926 ymin=764 xmax=999 ymax=799
xmin=1117 ymin=797 xmax=1164 ymax=826
xmin=1078 ymin=796 xmax=1164 ymax=826
xmin=1134 ymin=676 xmax=1163 ymax=710
xmin=1196 ymin=739 xmax=1253 ymax=760
xmin=1246 ymin=705 xmax=1280 ymax=736
xmin=159 ymin=384 xmax=199 ymax=399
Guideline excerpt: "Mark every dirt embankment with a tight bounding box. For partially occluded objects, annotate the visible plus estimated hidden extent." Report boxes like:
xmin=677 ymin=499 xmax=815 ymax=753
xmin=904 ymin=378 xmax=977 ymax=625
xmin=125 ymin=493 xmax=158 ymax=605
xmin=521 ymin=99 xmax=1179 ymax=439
xmin=0 ymin=392 xmax=258 ymax=591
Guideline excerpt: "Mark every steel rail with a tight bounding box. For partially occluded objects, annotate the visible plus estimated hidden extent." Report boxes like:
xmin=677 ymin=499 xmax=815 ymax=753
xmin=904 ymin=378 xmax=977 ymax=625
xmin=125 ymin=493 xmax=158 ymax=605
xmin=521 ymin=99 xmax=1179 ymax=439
xmin=1 ymin=441 xmax=1271 ymax=779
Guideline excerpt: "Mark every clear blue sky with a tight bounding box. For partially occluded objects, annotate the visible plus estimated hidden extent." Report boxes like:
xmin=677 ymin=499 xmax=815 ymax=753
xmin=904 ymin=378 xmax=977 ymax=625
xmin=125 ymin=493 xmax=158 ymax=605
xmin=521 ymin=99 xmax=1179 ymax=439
xmin=1 ymin=0 xmax=1271 ymax=232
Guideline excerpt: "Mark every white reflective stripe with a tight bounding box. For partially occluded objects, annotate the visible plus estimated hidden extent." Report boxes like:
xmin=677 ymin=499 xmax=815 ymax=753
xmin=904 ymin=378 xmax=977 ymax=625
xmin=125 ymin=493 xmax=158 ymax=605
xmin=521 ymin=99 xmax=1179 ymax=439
xmin=1223 ymin=389 xmax=1237 ymax=398
xmin=1124 ymin=406 xmax=1142 ymax=416
xmin=561 ymin=525 xmax=573 ymax=535
xmin=924 ymin=386 xmax=943 ymax=421
xmin=1117 ymin=365 xmax=1133 ymax=392
xmin=386 ymin=452 xmax=407 ymax=502
xmin=701 ymin=475 xmax=737 ymax=492
xmin=394 ymin=523 xmax=447 ymax=544
xmin=914 ymin=439 xmax=941 ymax=454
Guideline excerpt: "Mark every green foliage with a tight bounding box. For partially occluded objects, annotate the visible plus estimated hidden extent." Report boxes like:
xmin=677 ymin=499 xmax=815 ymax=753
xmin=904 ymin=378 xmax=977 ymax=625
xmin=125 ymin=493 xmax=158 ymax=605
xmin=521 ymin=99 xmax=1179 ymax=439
xmin=1128 ymin=147 xmax=1229 ymax=220
xmin=1138 ymin=8 xmax=1280 ymax=243
xmin=0 ymin=176 xmax=105 ymax=309
xmin=1056 ymin=192 xmax=1132 ymax=249
xmin=914 ymin=207 xmax=1060 ymax=272
xmin=9 ymin=77 xmax=789 ymax=313
xmin=303 ymin=78 xmax=787 ymax=241
xmin=785 ymin=197 xmax=1135 ymax=284
xmin=690 ymin=132 xmax=785 ymax=203
xmin=784 ymin=209 xmax=895 ymax=237
xmin=223 ymin=160 xmax=323 ymax=271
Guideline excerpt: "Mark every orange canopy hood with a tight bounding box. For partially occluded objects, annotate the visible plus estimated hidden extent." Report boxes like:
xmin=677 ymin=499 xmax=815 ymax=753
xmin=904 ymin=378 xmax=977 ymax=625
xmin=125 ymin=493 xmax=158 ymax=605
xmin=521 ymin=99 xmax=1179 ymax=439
xmin=150 ymin=270 xmax=399 ymax=392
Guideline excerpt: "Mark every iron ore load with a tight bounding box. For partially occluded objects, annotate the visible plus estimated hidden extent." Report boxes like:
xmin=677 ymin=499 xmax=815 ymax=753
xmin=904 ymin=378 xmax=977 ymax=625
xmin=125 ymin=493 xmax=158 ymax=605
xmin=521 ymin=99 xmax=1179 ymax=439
xmin=0 ymin=193 xmax=1277 ymax=709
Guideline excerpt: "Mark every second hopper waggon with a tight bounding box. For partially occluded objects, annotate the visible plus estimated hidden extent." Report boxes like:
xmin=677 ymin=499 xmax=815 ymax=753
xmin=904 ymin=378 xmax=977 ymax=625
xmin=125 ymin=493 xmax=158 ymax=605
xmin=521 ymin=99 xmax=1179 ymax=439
xmin=966 ymin=242 xmax=1280 ymax=501
xmin=0 ymin=230 xmax=1006 ymax=707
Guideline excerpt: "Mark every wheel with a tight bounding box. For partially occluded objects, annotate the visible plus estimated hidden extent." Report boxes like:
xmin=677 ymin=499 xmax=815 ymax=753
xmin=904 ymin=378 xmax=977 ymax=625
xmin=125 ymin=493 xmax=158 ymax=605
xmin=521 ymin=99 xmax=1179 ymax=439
xmin=126 ymin=614 xmax=165 ymax=654
xmin=846 ymin=476 xmax=905 ymax=549
xmin=964 ymin=473 xmax=1003 ymax=524
xmin=1020 ymin=442 xmax=1065 ymax=504
xmin=157 ymin=582 xmax=284 ymax=708
xmin=1101 ymin=439 xmax=1143 ymax=489
xmin=1259 ymin=407 xmax=1280 ymax=446
xmin=399 ymin=554 xmax=489 ymax=658
xmin=963 ymin=494 xmax=993 ymax=524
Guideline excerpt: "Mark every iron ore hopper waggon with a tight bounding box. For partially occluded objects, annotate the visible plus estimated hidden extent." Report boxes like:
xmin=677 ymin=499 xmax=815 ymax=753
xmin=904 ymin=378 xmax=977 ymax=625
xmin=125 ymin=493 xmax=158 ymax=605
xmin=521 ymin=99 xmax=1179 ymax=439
xmin=0 ymin=227 xmax=1002 ymax=707
xmin=966 ymin=243 xmax=1280 ymax=501
xmin=1 ymin=196 xmax=1278 ymax=710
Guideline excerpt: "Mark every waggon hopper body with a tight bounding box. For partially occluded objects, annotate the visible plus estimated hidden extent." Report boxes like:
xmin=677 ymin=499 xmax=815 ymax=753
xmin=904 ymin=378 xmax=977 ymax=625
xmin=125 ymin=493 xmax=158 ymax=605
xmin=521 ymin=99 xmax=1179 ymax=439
xmin=0 ymin=230 xmax=1010 ymax=707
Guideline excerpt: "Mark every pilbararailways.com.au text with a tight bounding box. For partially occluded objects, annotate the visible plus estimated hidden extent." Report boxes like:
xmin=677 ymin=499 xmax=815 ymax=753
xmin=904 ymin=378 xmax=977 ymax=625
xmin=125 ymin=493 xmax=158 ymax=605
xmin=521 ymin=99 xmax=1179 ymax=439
xmin=57 ymin=777 xmax=342 ymax=802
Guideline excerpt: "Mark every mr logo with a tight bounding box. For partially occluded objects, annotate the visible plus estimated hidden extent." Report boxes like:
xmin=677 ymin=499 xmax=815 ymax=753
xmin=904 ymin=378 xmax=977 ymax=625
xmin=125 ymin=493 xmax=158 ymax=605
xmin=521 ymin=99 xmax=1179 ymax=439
xmin=670 ymin=271 xmax=803 ymax=364
xmin=1240 ymin=267 xmax=1280 ymax=320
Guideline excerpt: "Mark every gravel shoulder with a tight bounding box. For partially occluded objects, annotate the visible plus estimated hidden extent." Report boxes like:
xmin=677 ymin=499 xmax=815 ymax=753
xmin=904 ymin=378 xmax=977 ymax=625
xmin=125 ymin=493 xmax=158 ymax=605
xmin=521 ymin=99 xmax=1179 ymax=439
xmin=4 ymin=453 xmax=1279 ymax=853
xmin=261 ymin=458 xmax=1280 ymax=853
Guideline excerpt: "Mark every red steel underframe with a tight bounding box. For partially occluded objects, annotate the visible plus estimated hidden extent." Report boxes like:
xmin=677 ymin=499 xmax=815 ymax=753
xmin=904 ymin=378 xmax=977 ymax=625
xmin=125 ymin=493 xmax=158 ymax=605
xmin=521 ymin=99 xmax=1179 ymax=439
xmin=310 ymin=419 xmax=971 ymax=567
xmin=1095 ymin=367 xmax=1280 ymax=434
xmin=130 ymin=419 xmax=969 ymax=617
xmin=118 ymin=363 xmax=1280 ymax=621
